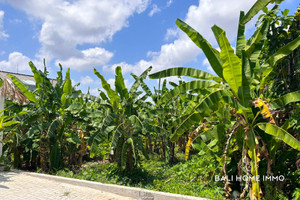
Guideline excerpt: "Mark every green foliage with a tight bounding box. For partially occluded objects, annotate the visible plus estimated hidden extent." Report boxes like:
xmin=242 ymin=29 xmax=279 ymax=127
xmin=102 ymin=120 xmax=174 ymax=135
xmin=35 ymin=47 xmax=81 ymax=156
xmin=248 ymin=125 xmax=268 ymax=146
xmin=56 ymin=155 xmax=225 ymax=199
xmin=7 ymin=74 xmax=37 ymax=103
xmin=260 ymin=5 xmax=300 ymax=95
xmin=292 ymin=188 xmax=300 ymax=200
xmin=149 ymin=67 xmax=222 ymax=82
xmin=92 ymin=66 xmax=152 ymax=171
xmin=3 ymin=61 xmax=86 ymax=172
xmin=2 ymin=1 xmax=300 ymax=199
xmin=241 ymin=0 xmax=273 ymax=25
xmin=219 ymin=30 xmax=242 ymax=94
xmin=289 ymin=105 xmax=300 ymax=133
xmin=149 ymin=0 xmax=300 ymax=199
xmin=176 ymin=19 xmax=223 ymax=79
xmin=257 ymin=123 xmax=300 ymax=150
xmin=270 ymin=91 xmax=300 ymax=109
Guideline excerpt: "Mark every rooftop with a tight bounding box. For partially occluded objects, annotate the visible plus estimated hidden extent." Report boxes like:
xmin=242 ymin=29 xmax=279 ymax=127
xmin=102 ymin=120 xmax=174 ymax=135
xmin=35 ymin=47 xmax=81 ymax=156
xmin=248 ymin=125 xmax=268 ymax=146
xmin=0 ymin=71 xmax=57 ymax=90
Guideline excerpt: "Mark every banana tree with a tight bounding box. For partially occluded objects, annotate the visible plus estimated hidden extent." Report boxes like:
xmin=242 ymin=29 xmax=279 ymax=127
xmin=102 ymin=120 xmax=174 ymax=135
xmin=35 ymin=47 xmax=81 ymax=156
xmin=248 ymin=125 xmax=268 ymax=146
xmin=149 ymin=0 xmax=300 ymax=199
xmin=136 ymin=76 xmax=186 ymax=163
xmin=92 ymin=66 xmax=152 ymax=171
xmin=259 ymin=5 xmax=300 ymax=96
xmin=6 ymin=61 xmax=82 ymax=171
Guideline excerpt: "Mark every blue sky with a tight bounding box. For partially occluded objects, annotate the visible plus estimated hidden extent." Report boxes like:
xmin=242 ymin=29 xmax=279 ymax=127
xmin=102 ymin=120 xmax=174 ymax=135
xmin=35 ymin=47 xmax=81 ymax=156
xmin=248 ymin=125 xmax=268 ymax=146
xmin=0 ymin=0 xmax=298 ymax=95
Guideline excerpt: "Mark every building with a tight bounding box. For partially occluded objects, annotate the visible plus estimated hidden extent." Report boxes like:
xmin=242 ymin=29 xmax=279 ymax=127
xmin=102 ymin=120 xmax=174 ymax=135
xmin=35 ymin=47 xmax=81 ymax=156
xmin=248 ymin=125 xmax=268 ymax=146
xmin=0 ymin=70 xmax=57 ymax=91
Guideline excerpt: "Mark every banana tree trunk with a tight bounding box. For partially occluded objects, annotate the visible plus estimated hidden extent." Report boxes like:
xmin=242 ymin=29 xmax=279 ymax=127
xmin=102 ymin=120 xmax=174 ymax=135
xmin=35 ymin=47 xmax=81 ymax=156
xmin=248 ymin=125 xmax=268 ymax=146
xmin=161 ymin=135 xmax=166 ymax=159
xmin=168 ymin=140 xmax=175 ymax=163
xmin=39 ymin=130 xmax=49 ymax=171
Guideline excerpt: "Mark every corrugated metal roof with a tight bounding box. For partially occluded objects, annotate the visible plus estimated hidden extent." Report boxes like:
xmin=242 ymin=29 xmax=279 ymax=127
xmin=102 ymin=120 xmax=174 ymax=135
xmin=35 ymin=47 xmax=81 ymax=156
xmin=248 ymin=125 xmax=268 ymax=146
xmin=0 ymin=71 xmax=57 ymax=90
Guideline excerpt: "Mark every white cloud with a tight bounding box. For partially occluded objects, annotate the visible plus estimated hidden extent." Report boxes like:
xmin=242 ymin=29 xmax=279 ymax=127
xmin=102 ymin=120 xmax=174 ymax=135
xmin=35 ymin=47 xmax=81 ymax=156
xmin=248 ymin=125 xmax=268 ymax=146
xmin=164 ymin=28 xmax=179 ymax=41
xmin=184 ymin=0 xmax=256 ymax=43
xmin=166 ymin=0 xmax=173 ymax=7
xmin=104 ymin=0 xmax=257 ymax=76
xmin=89 ymin=88 xmax=100 ymax=96
xmin=146 ymin=37 xmax=200 ymax=72
xmin=202 ymin=58 xmax=214 ymax=73
xmin=80 ymin=75 xmax=94 ymax=85
xmin=148 ymin=4 xmax=161 ymax=17
xmin=71 ymin=79 xmax=77 ymax=86
xmin=9 ymin=18 xmax=22 ymax=24
xmin=0 ymin=11 xmax=9 ymax=39
xmin=56 ymin=47 xmax=113 ymax=70
xmin=7 ymin=0 xmax=150 ymax=69
xmin=0 ymin=52 xmax=43 ymax=72
xmin=107 ymin=78 xmax=115 ymax=88
xmin=103 ymin=61 xmax=137 ymax=75
xmin=104 ymin=36 xmax=200 ymax=75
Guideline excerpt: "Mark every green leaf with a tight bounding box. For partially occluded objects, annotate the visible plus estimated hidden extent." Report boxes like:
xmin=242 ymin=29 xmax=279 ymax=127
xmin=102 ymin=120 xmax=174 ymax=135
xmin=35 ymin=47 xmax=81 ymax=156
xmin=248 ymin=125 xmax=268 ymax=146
xmin=110 ymin=125 xmax=122 ymax=150
xmin=248 ymin=20 xmax=270 ymax=81
xmin=93 ymin=126 xmax=115 ymax=143
xmin=270 ymin=91 xmax=300 ymax=109
xmin=247 ymin=129 xmax=261 ymax=199
xmin=56 ymin=64 xmax=63 ymax=88
xmin=259 ymin=37 xmax=300 ymax=88
xmin=162 ymin=79 xmax=167 ymax=93
xmin=159 ymin=80 xmax=218 ymax=104
xmin=219 ymin=31 xmax=242 ymax=94
xmin=235 ymin=11 xmax=246 ymax=59
xmin=115 ymin=66 xmax=129 ymax=99
xmin=176 ymin=19 xmax=223 ymax=79
xmin=61 ymin=68 xmax=72 ymax=106
xmin=47 ymin=118 xmax=61 ymax=138
xmin=2 ymin=120 xmax=19 ymax=128
xmin=246 ymin=17 xmax=270 ymax=57
xmin=129 ymin=66 xmax=152 ymax=95
xmin=257 ymin=123 xmax=300 ymax=150
xmin=259 ymin=65 xmax=272 ymax=90
xmin=94 ymin=68 xmax=120 ymax=109
xmin=171 ymin=90 xmax=227 ymax=141
xmin=266 ymin=36 xmax=300 ymax=67
xmin=100 ymin=91 xmax=109 ymax=100
xmin=262 ymin=6 xmax=268 ymax=13
xmin=241 ymin=0 xmax=272 ymax=25
xmin=128 ymin=115 xmax=143 ymax=128
xmin=169 ymin=81 xmax=178 ymax=88
xmin=127 ymin=137 xmax=136 ymax=165
xmin=132 ymin=74 xmax=152 ymax=97
xmin=238 ymin=51 xmax=251 ymax=107
xmin=282 ymin=9 xmax=289 ymax=16
xmin=28 ymin=61 xmax=42 ymax=87
xmin=7 ymin=74 xmax=37 ymax=103
xmin=272 ymin=0 xmax=284 ymax=3
xmin=193 ymin=89 xmax=228 ymax=114
xmin=171 ymin=113 xmax=202 ymax=141
xmin=211 ymin=25 xmax=223 ymax=48
xmin=67 ymin=137 xmax=82 ymax=144
xmin=149 ymin=67 xmax=222 ymax=82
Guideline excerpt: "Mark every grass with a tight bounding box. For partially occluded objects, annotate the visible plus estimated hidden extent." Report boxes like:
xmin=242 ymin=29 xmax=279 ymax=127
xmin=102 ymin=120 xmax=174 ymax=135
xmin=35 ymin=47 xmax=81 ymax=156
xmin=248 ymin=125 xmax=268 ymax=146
xmin=55 ymin=153 xmax=226 ymax=200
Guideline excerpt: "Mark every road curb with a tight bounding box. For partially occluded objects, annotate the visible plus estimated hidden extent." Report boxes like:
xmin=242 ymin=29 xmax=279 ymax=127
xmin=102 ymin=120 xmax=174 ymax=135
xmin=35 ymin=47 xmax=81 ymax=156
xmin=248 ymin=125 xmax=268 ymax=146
xmin=12 ymin=169 xmax=211 ymax=200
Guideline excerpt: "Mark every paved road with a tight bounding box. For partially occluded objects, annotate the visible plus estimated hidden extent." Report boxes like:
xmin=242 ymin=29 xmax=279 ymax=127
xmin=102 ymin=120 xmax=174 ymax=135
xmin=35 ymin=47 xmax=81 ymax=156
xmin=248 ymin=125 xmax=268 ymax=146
xmin=0 ymin=171 xmax=134 ymax=200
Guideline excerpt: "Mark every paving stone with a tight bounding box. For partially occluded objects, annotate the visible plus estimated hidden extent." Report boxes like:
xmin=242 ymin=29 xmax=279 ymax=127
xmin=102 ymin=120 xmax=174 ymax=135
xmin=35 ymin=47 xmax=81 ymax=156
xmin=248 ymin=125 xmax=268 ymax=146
xmin=0 ymin=171 xmax=134 ymax=200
